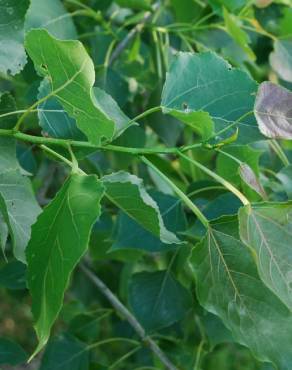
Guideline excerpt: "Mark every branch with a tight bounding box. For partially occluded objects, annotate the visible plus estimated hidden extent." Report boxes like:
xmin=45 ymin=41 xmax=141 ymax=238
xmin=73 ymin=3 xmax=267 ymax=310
xmin=0 ymin=128 xmax=202 ymax=154
xmin=80 ymin=262 xmax=180 ymax=370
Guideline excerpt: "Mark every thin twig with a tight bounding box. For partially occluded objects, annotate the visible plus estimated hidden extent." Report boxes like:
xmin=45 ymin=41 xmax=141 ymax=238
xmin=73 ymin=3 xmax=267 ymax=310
xmin=80 ymin=262 xmax=179 ymax=370
xmin=109 ymin=2 xmax=159 ymax=66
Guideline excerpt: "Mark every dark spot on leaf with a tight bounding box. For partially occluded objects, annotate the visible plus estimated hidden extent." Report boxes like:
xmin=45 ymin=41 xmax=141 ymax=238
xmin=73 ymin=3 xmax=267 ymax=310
xmin=182 ymin=102 xmax=188 ymax=110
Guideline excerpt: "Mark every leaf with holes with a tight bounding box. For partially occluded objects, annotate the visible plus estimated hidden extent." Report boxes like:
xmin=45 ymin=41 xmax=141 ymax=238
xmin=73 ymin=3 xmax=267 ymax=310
xmin=161 ymin=52 xmax=262 ymax=144
xmin=0 ymin=0 xmax=29 ymax=75
xmin=25 ymin=29 xmax=116 ymax=145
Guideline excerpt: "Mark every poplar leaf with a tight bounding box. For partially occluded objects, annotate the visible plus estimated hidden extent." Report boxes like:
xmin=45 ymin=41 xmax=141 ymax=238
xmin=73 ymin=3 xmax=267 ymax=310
xmin=0 ymin=138 xmax=41 ymax=262
xmin=25 ymin=0 xmax=77 ymax=40
xmin=239 ymin=163 xmax=267 ymax=199
xmin=270 ymin=39 xmax=292 ymax=83
xmin=102 ymin=171 xmax=182 ymax=244
xmin=161 ymin=52 xmax=261 ymax=144
xmin=190 ymin=216 xmax=292 ymax=370
xmin=239 ymin=202 xmax=292 ymax=311
xmin=0 ymin=0 xmax=29 ymax=75
xmin=25 ymin=29 xmax=116 ymax=145
xmin=254 ymin=82 xmax=292 ymax=139
xmin=26 ymin=174 xmax=104 ymax=356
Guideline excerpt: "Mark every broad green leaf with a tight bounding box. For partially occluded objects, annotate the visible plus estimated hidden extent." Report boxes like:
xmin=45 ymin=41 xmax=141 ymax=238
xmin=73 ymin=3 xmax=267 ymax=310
xmin=37 ymin=78 xmax=84 ymax=140
xmin=0 ymin=261 xmax=26 ymax=290
xmin=37 ymin=79 xmax=133 ymax=141
xmin=192 ymin=192 xmax=241 ymax=238
xmin=223 ymin=8 xmax=255 ymax=60
xmin=112 ymin=191 xmax=187 ymax=252
xmin=25 ymin=0 xmax=77 ymax=39
xmin=0 ymin=0 xmax=29 ymax=75
xmin=161 ymin=52 xmax=262 ymax=144
xmin=190 ymin=216 xmax=292 ymax=369
xmin=270 ymin=39 xmax=292 ymax=82
xmin=0 ymin=138 xmax=41 ymax=262
xmin=216 ymin=145 xmax=262 ymax=186
xmin=25 ymin=29 xmax=115 ymax=145
xmin=254 ymin=82 xmax=292 ymax=139
xmin=0 ymin=338 xmax=27 ymax=365
xmin=26 ymin=174 xmax=104 ymax=355
xmin=168 ymin=110 xmax=214 ymax=140
xmin=115 ymin=0 xmax=152 ymax=11
xmin=129 ymin=270 xmax=193 ymax=332
xmin=239 ymin=202 xmax=292 ymax=311
xmin=277 ymin=165 xmax=292 ymax=199
xmin=40 ymin=334 xmax=89 ymax=370
xmin=102 ymin=171 xmax=181 ymax=244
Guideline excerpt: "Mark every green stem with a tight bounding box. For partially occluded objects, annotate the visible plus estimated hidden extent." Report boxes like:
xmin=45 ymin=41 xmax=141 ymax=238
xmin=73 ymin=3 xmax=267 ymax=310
xmin=215 ymin=148 xmax=242 ymax=165
xmin=270 ymin=140 xmax=290 ymax=167
xmin=109 ymin=345 xmax=141 ymax=369
xmin=178 ymin=152 xmax=250 ymax=206
xmin=40 ymin=145 xmax=85 ymax=175
xmin=141 ymin=156 xmax=209 ymax=227
xmin=87 ymin=337 xmax=140 ymax=351
xmin=0 ymin=129 xmax=179 ymax=154
xmin=131 ymin=105 xmax=161 ymax=123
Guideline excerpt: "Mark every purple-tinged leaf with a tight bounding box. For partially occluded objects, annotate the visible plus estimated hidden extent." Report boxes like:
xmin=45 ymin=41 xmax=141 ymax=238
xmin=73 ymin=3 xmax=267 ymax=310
xmin=255 ymin=82 xmax=292 ymax=139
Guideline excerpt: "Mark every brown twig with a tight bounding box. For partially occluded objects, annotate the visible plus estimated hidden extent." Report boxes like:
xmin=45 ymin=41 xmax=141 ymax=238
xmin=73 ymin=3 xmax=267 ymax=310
xmin=80 ymin=262 xmax=179 ymax=370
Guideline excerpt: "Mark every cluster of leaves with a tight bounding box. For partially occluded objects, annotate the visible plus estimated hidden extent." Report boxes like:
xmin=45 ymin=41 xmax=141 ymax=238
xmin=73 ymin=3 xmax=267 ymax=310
xmin=1 ymin=0 xmax=292 ymax=369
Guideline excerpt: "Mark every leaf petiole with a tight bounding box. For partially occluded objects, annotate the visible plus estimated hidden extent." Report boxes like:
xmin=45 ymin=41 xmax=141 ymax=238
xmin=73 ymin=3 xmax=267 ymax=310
xmin=177 ymin=151 xmax=250 ymax=206
xmin=141 ymin=156 xmax=209 ymax=228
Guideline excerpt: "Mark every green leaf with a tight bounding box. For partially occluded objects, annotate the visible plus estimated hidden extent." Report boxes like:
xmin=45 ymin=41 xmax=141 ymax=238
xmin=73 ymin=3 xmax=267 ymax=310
xmin=0 ymin=138 xmax=41 ymax=262
xmin=270 ymin=39 xmax=292 ymax=82
xmin=25 ymin=0 xmax=77 ymax=39
xmin=0 ymin=338 xmax=27 ymax=365
xmin=40 ymin=334 xmax=89 ymax=370
xmin=0 ymin=260 xmax=26 ymax=290
xmin=190 ymin=216 xmax=292 ymax=369
xmin=129 ymin=270 xmax=193 ymax=332
xmin=161 ymin=52 xmax=261 ymax=144
xmin=223 ymin=8 xmax=255 ymax=61
xmin=239 ymin=202 xmax=292 ymax=311
xmin=216 ymin=145 xmax=262 ymax=186
xmin=112 ymin=191 xmax=187 ymax=252
xmin=168 ymin=110 xmax=214 ymax=140
xmin=25 ymin=29 xmax=116 ymax=145
xmin=254 ymin=82 xmax=292 ymax=139
xmin=0 ymin=0 xmax=29 ymax=75
xmin=102 ymin=171 xmax=182 ymax=244
xmin=26 ymin=174 xmax=104 ymax=356
xmin=37 ymin=78 xmax=85 ymax=140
